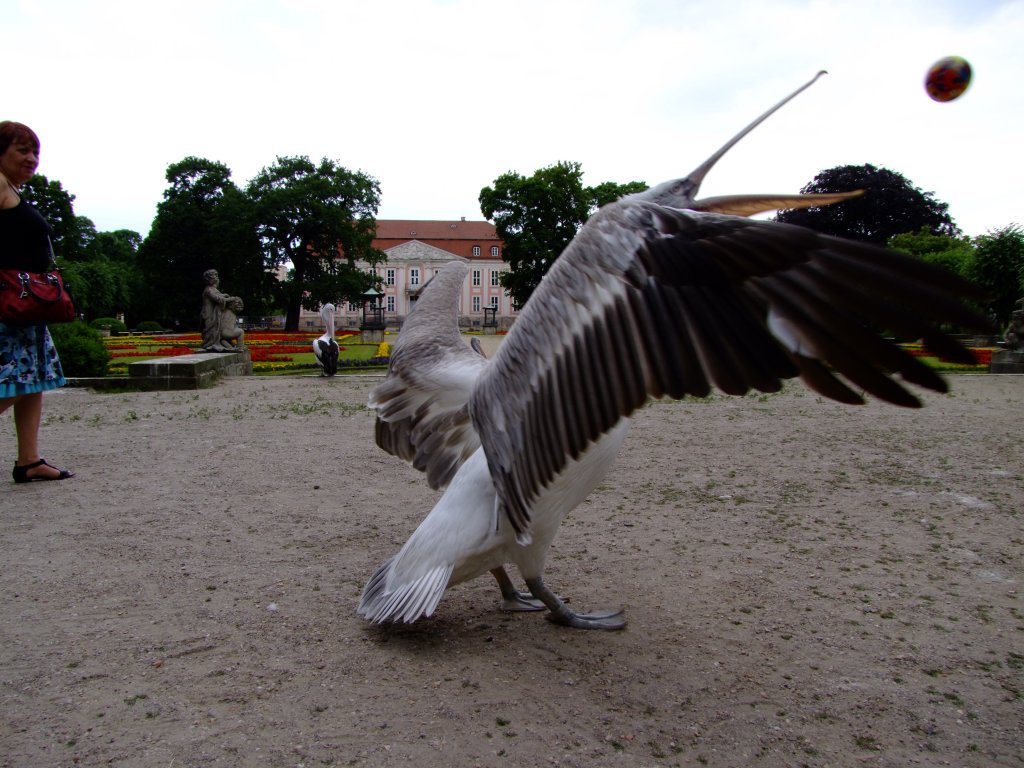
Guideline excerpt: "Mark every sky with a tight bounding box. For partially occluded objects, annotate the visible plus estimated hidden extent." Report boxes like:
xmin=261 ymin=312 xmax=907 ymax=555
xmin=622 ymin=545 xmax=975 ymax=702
xmin=7 ymin=0 xmax=1023 ymax=240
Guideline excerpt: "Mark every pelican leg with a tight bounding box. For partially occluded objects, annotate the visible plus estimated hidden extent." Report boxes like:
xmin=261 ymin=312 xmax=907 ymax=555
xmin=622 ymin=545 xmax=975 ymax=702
xmin=524 ymin=577 xmax=627 ymax=630
xmin=491 ymin=568 xmax=544 ymax=612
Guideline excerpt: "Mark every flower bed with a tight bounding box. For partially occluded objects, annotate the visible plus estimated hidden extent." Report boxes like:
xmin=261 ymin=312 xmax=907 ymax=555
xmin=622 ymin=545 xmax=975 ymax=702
xmin=900 ymin=343 xmax=993 ymax=371
xmin=102 ymin=330 xmax=391 ymax=376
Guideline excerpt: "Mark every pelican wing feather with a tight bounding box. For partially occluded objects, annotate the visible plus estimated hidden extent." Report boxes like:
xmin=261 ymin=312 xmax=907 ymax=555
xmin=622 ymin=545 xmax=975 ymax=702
xmin=470 ymin=199 xmax=987 ymax=542
xmin=369 ymin=262 xmax=490 ymax=490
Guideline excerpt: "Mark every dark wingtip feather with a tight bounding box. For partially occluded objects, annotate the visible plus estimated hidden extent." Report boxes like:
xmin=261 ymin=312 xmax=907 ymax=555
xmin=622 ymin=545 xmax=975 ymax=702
xmin=793 ymin=355 xmax=865 ymax=405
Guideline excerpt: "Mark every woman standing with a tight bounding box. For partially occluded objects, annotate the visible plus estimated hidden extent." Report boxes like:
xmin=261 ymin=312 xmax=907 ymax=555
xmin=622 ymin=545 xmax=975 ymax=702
xmin=0 ymin=120 xmax=74 ymax=483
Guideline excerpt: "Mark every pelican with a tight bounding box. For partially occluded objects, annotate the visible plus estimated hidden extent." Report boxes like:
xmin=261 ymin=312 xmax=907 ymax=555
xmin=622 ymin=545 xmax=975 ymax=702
xmin=313 ymin=303 xmax=339 ymax=376
xmin=358 ymin=72 xmax=986 ymax=630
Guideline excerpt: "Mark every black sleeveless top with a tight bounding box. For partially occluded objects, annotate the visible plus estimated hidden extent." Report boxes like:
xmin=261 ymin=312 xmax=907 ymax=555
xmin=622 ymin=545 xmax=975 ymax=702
xmin=0 ymin=196 xmax=53 ymax=272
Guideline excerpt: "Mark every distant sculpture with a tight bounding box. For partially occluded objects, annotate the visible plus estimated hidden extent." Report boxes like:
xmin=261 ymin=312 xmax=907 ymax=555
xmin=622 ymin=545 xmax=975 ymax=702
xmin=199 ymin=269 xmax=246 ymax=352
xmin=313 ymin=303 xmax=340 ymax=376
xmin=1004 ymin=295 xmax=1024 ymax=351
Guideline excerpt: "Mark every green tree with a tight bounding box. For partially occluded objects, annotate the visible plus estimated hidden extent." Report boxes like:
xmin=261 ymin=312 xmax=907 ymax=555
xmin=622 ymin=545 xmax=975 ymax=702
xmin=479 ymin=161 xmax=646 ymax=308
xmin=60 ymin=258 xmax=124 ymax=321
xmin=90 ymin=229 xmax=142 ymax=263
xmin=774 ymin=164 xmax=959 ymax=245
xmin=138 ymin=157 xmax=270 ymax=328
xmin=20 ymin=176 xmax=146 ymax=322
xmin=19 ymin=175 xmax=94 ymax=261
xmin=60 ymin=230 xmax=145 ymax=321
xmin=967 ymin=224 xmax=1024 ymax=325
xmin=588 ymin=179 xmax=649 ymax=209
xmin=247 ymin=156 xmax=383 ymax=330
xmin=888 ymin=228 xmax=975 ymax=279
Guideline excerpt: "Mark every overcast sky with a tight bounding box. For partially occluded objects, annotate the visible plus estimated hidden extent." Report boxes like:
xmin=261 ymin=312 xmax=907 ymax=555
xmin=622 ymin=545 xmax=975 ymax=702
xmin=7 ymin=0 xmax=1022 ymax=239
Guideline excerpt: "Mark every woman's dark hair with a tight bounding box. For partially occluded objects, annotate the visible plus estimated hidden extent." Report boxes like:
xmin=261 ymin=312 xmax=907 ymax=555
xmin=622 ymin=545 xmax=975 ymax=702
xmin=0 ymin=121 xmax=41 ymax=155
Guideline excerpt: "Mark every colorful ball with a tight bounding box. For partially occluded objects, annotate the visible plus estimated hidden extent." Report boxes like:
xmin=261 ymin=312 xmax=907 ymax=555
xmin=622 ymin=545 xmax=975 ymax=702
xmin=925 ymin=56 xmax=972 ymax=102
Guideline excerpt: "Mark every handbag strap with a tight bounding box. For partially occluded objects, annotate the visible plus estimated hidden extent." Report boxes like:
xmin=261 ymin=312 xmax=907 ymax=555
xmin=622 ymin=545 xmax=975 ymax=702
xmin=9 ymin=271 xmax=65 ymax=303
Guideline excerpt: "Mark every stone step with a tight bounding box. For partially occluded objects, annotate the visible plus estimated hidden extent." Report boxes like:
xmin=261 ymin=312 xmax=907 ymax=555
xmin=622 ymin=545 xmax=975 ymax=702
xmin=66 ymin=349 xmax=252 ymax=391
xmin=989 ymin=349 xmax=1024 ymax=374
xmin=129 ymin=350 xmax=252 ymax=389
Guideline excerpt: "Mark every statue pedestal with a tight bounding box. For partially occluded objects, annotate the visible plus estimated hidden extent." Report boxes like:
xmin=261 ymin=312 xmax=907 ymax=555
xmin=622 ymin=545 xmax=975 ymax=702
xmin=129 ymin=349 xmax=253 ymax=389
xmin=361 ymin=329 xmax=385 ymax=344
xmin=989 ymin=349 xmax=1024 ymax=374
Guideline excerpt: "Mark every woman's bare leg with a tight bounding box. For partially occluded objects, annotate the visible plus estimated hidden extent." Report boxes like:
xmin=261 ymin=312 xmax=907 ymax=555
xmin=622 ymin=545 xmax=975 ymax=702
xmin=5 ymin=393 xmax=65 ymax=479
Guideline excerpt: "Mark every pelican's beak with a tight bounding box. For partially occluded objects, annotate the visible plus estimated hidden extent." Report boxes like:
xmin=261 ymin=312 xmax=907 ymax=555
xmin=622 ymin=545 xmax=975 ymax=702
xmin=645 ymin=71 xmax=835 ymax=212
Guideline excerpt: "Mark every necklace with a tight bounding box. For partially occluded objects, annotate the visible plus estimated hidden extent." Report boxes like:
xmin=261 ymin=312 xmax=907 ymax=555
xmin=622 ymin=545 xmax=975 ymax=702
xmin=2 ymin=177 xmax=21 ymax=210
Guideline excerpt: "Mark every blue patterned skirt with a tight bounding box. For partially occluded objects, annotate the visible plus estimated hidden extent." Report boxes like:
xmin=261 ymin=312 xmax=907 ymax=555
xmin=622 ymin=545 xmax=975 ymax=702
xmin=0 ymin=322 xmax=66 ymax=399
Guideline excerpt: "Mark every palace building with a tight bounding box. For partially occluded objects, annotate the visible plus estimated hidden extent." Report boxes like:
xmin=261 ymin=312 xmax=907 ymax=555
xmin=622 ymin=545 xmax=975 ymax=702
xmin=297 ymin=218 xmax=517 ymax=332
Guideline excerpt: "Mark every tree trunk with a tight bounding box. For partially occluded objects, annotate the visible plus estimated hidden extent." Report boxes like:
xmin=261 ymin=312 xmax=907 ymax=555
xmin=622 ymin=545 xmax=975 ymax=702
xmin=284 ymin=301 xmax=302 ymax=331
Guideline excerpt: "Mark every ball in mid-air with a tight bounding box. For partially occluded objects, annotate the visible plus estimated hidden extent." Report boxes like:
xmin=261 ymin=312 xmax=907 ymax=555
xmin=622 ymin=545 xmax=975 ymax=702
xmin=925 ymin=56 xmax=972 ymax=102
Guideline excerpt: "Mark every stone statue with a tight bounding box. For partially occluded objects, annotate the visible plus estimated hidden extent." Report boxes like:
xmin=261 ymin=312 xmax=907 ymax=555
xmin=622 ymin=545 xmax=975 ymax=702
xmin=1004 ymin=295 xmax=1024 ymax=351
xmin=198 ymin=269 xmax=246 ymax=352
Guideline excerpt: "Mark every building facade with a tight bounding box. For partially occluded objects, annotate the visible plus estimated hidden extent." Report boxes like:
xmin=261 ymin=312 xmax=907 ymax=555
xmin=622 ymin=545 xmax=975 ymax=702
xmin=298 ymin=218 xmax=517 ymax=332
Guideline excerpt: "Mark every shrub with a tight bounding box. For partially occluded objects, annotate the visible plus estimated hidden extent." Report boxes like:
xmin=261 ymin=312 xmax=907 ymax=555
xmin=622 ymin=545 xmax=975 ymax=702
xmin=49 ymin=321 xmax=111 ymax=377
xmin=89 ymin=316 xmax=127 ymax=334
xmin=136 ymin=320 xmax=163 ymax=333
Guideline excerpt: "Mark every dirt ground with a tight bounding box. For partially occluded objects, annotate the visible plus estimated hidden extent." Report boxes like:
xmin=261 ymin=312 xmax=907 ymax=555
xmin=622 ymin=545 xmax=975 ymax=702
xmin=1 ymin=359 xmax=1021 ymax=767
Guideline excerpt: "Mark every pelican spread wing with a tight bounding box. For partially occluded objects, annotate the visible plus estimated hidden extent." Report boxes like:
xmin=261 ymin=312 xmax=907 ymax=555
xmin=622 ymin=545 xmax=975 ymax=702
xmin=360 ymin=70 xmax=989 ymax=631
xmin=369 ymin=263 xmax=490 ymax=490
xmin=470 ymin=200 xmax=985 ymax=543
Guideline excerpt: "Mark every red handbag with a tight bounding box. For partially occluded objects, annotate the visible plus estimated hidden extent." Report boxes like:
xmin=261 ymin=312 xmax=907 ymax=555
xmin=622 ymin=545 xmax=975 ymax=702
xmin=0 ymin=268 xmax=77 ymax=325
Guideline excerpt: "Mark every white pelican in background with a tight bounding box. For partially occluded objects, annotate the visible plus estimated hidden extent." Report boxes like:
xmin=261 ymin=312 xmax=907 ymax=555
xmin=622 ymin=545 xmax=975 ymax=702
xmin=358 ymin=72 xmax=987 ymax=630
xmin=313 ymin=303 xmax=339 ymax=376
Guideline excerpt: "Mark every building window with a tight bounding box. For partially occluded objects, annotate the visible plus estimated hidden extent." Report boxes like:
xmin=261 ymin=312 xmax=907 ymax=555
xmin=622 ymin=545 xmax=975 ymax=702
xmin=472 ymin=269 xmax=481 ymax=286
xmin=491 ymin=270 xmax=500 ymax=287
xmin=386 ymin=269 xmax=396 ymax=286
xmin=348 ymin=302 xmax=360 ymax=312
xmin=472 ymin=296 xmax=481 ymax=313
xmin=386 ymin=296 xmax=395 ymax=313
xmin=472 ymin=246 xmax=481 ymax=257
xmin=490 ymin=246 xmax=499 ymax=257
xmin=490 ymin=296 xmax=499 ymax=308
xmin=410 ymin=268 xmax=420 ymax=286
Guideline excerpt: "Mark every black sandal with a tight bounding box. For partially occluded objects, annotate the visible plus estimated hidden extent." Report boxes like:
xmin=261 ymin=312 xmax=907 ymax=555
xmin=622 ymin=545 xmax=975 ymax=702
xmin=12 ymin=458 xmax=75 ymax=484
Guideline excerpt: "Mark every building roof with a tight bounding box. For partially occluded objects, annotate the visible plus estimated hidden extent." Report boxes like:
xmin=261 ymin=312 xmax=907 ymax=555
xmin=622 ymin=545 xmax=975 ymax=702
xmin=374 ymin=219 xmax=499 ymax=241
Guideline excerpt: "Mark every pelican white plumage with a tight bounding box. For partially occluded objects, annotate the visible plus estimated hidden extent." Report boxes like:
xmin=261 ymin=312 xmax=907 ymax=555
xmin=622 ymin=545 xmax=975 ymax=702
xmin=313 ymin=303 xmax=339 ymax=376
xmin=358 ymin=72 xmax=987 ymax=630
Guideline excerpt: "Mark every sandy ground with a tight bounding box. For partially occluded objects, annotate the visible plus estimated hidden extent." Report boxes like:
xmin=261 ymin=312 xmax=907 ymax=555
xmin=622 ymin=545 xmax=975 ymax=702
xmin=1 ymin=356 xmax=1022 ymax=767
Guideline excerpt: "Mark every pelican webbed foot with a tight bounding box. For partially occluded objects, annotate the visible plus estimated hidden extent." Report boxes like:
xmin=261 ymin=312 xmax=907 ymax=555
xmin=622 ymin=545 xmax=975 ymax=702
xmin=524 ymin=577 xmax=627 ymax=630
xmin=491 ymin=568 xmax=545 ymax=612
xmin=501 ymin=593 xmax=547 ymax=612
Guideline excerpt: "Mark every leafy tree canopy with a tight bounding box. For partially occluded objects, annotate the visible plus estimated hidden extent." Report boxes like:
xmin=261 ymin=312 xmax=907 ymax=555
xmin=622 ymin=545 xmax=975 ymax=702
xmin=138 ymin=157 xmax=271 ymax=327
xmin=20 ymin=175 xmax=95 ymax=261
xmin=887 ymin=224 xmax=1024 ymax=327
xmin=87 ymin=230 xmax=142 ymax=263
xmin=967 ymin=224 xmax=1024 ymax=324
xmin=60 ymin=257 xmax=134 ymax=320
xmin=479 ymin=161 xmax=646 ymax=308
xmin=247 ymin=156 xmax=383 ymax=330
xmin=888 ymin=228 xmax=975 ymax=279
xmin=20 ymin=175 xmax=149 ymax=321
xmin=775 ymin=164 xmax=959 ymax=245
xmin=69 ymin=229 xmax=144 ymax=320
xmin=588 ymin=179 xmax=649 ymax=209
